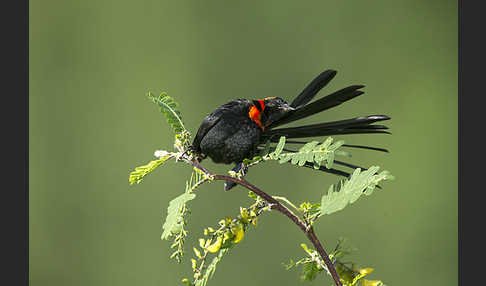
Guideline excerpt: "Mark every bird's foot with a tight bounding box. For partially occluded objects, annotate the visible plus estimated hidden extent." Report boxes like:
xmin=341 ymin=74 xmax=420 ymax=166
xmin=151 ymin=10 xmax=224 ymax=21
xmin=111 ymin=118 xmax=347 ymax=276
xmin=224 ymin=162 xmax=248 ymax=191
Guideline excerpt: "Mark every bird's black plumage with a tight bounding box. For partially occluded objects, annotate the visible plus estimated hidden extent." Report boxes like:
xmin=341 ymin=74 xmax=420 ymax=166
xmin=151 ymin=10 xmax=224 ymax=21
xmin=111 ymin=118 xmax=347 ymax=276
xmin=189 ymin=69 xmax=391 ymax=191
xmin=192 ymin=99 xmax=262 ymax=164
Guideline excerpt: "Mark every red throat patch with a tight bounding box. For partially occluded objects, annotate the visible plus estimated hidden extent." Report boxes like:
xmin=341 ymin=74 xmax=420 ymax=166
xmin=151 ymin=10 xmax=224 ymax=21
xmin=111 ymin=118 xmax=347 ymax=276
xmin=248 ymin=100 xmax=265 ymax=131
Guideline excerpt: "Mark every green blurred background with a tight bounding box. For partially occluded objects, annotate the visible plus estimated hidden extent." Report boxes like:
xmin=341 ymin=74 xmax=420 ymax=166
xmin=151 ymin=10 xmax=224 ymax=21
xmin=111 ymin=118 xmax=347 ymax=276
xmin=30 ymin=0 xmax=457 ymax=285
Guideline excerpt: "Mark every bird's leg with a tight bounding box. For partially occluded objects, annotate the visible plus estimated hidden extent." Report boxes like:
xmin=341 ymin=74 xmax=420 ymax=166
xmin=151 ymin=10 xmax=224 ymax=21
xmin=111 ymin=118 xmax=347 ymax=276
xmin=179 ymin=146 xmax=193 ymax=160
xmin=224 ymin=162 xmax=249 ymax=191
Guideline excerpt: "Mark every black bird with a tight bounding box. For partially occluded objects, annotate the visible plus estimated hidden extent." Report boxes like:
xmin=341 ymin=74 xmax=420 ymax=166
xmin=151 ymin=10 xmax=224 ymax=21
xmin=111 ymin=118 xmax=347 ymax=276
xmin=189 ymin=69 xmax=390 ymax=191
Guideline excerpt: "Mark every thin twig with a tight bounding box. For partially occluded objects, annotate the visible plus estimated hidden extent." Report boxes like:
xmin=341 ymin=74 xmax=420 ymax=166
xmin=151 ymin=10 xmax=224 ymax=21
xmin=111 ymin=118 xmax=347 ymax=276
xmin=186 ymin=156 xmax=343 ymax=286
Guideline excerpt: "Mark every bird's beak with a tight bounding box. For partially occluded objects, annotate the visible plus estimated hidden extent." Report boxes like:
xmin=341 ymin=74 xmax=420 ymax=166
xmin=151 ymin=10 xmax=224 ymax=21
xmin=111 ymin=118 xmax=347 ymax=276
xmin=280 ymin=104 xmax=295 ymax=112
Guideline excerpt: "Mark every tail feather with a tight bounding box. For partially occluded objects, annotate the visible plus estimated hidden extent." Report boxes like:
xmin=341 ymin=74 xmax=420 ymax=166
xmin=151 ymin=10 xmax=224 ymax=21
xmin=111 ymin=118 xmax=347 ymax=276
xmin=347 ymin=124 xmax=389 ymax=130
xmin=268 ymin=129 xmax=390 ymax=139
xmin=282 ymin=115 xmax=390 ymax=130
xmin=264 ymin=115 xmax=391 ymax=139
xmin=277 ymin=140 xmax=389 ymax=153
xmin=302 ymin=161 xmax=383 ymax=190
xmin=270 ymin=85 xmax=365 ymax=128
xmin=342 ymin=144 xmax=389 ymax=153
xmin=258 ymin=69 xmax=389 ymax=190
xmin=269 ymin=146 xmax=385 ymax=189
xmin=280 ymin=147 xmax=377 ymax=173
xmin=301 ymin=162 xmax=351 ymax=177
xmin=333 ymin=160 xmax=368 ymax=170
xmin=290 ymin=70 xmax=337 ymax=108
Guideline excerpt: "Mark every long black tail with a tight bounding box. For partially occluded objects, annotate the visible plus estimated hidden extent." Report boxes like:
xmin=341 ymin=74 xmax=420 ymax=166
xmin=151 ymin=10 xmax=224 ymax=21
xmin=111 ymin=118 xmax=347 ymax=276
xmin=268 ymin=83 xmax=366 ymax=129
xmin=266 ymin=69 xmax=390 ymax=138
xmin=279 ymin=147 xmax=383 ymax=189
xmin=283 ymin=140 xmax=389 ymax=153
xmin=263 ymin=115 xmax=390 ymax=140
xmin=289 ymin=69 xmax=337 ymax=108
xmin=259 ymin=69 xmax=390 ymax=185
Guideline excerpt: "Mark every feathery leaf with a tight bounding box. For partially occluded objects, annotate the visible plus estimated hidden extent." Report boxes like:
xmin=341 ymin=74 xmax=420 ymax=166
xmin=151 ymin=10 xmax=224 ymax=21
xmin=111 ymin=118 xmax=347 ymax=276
xmin=276 ymin=137 xmax=345 ymax=170
xmin=147 ymin=91 xmax=186 ymax=134
xmin=320 ymin=167 xmax=394 ymax=216
xmin=195 ymin=249 xmax=229 ymax=286
xmin=161 ymin=192 xmax=196 ymax=240
xmin=129 ymin=153 xmax=173 ymax=185
xmin=163 ymin=169 xmax=211 ymax=264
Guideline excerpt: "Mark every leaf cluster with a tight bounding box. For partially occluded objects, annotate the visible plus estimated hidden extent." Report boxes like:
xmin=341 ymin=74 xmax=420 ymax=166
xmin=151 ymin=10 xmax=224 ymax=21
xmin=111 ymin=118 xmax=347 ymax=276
xmin=277 ymin=137 xmax=347 ymax=169
xmin=243 ymin=136 xmax=348 ymax=173
xmin=128 ymin=153 xmax=174 ymax=185
xmin=285 ymin=241 xmax=386 ymax=286
xmin=128 ymin=91 xmax=193 ymax=185
xmin=163 ymin=169 xmax=212 ymax=262
xmin=183 ymin=194 xmax=271 ymax=286
xmin=320 ymin=166 xmax=394 ymax=216
xmin=147 ymin=91 xmax=185 ymax=135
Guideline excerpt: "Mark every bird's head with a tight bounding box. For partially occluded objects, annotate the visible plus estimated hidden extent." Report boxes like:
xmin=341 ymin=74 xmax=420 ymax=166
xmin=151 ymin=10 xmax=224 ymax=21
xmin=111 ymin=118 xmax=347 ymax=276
xmin=249 ymin=97 xmax=295 ymax=131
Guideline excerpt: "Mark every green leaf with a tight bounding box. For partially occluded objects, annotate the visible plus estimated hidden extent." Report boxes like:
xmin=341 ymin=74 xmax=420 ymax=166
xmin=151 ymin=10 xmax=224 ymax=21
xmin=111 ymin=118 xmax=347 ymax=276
xmin=147 ymin=91 xmax=186 ymax=134
xmin=273 ymin=137 xmax=346 ymax=169
xmin=129 ymin=154 xmax=173 ymax=185
xmin=288 ymin=239 xmax=387 ymax=285
xmin=320 ymin=166 xmax=394 ymax=215
xmin=194 ymin=249 xmax=229 ymax=286
xmin=161 ymin=193 xmax=196 ymax=240
xmin=186 ymin=168 xmax=211 ymax=193
xmin=301 ymin=262 xmax=320 ymax=281
xmin=269 ymin=136 xmax=286 ymax=159
xmin=241 ymin=136 xmax=349 ymax=170
xmin=164 ymin=170 xmax=211 ymax=263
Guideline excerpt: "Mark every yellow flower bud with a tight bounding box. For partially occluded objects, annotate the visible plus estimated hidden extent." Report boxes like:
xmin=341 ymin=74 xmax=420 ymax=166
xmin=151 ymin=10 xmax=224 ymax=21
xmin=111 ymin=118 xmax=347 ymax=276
xmin=193 ymin=247 xmax=202 ymax=259
xmin=199 ymin=238 xmax=205 ymax=249
xmin=361 ymin=279 xmax=384 ymax=286
xmin=232 ymin=224 xmax=244 ymax=244
xmin=223 ymin=230 xmax=233 ymax=242
xmin=206 ymin=236 xmax=223 ymax=253
xmin=359 ymin=268 xmax=374 ymax=275
xmin=240 ymin=207 xmax=249 ymax=223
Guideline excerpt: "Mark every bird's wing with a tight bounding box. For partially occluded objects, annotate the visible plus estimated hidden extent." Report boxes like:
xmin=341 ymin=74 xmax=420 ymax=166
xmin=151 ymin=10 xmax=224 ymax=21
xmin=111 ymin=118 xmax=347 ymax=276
xmin=191 ymin=99 xmax=249 ymax=151
xmin=191 ymin=112 xmax=223 ymax=151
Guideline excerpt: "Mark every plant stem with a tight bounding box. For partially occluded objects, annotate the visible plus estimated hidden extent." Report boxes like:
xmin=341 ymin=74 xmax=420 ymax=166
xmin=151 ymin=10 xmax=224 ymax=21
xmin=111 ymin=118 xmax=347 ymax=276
xmin=188 ymin=158 xmax=342 ymax=286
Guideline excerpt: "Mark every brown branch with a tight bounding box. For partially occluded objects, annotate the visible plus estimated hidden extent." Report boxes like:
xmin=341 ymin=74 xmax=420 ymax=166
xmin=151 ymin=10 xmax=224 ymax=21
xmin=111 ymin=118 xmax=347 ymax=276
xmin=187 ymin=158 xmax=342 ymax=286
